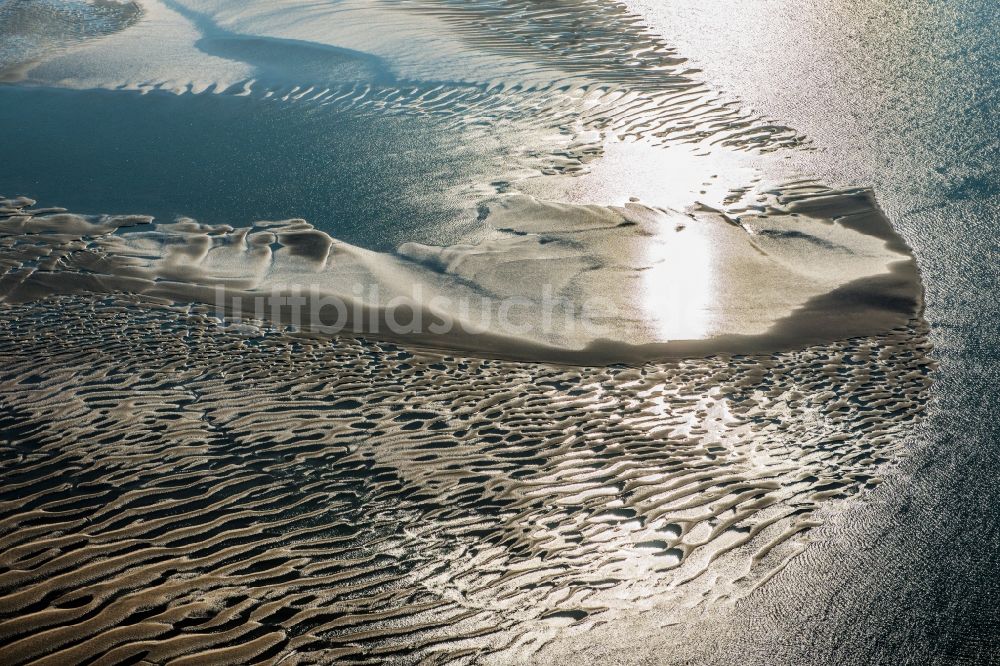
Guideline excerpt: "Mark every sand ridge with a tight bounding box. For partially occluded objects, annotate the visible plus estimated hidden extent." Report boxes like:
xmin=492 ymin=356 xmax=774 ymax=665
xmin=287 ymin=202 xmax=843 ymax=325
xmin=0 ymin=191 xmax=922 ymax=364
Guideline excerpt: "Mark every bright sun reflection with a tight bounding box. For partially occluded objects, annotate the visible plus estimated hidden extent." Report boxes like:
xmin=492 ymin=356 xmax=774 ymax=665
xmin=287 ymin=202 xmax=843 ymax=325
xmin=641 ymin=220 xmax=715 ymax=341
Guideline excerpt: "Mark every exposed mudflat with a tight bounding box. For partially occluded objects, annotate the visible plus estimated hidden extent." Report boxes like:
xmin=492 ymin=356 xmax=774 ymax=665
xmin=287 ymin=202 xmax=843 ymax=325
xmin=0 ymin=190 xmax=922 ymax=363
xmin=0 ymin=294 xmax=931 ymax=664
xmin=0 ymin=0 xmax=965 ymax=662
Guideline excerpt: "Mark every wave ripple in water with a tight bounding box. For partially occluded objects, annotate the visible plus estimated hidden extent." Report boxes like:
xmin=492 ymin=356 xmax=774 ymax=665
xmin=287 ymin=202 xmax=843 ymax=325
xmin=0 ymin=0 xmax=141 ymax=81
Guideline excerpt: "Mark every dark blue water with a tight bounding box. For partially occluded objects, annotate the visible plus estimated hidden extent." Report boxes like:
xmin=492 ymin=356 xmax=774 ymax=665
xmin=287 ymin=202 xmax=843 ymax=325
xmin=0 ymin=85 xmax=496 ymax=250
xmin=690 ymin=193 xmax=1000 ymax=664
xmin=756 ymin=13 xmax=1000 ymax=664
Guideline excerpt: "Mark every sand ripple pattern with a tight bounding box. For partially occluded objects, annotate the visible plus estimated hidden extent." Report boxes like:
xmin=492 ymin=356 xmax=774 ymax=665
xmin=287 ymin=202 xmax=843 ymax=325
xmin=234 ymin=78 xmax=804 ymax=161
xmin=36 ymin=0 xmax=804 ymax=160
xmin=373 ymin=0 xmax=804 ymax=152
xmin=0 ymin=291 xmax=932 ymax=663
xmin=383 ymin=0 xmax=686 ymax=84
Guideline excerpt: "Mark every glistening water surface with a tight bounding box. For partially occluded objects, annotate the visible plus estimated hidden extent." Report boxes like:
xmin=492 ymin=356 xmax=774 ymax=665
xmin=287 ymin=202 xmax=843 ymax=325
xmin=0 ymin=0 xmax=996 ymax=663
xmin=0 ymin=85 xmax=503 ymax=250
xmin=534 ymin=1 xmax=1000 ymax=663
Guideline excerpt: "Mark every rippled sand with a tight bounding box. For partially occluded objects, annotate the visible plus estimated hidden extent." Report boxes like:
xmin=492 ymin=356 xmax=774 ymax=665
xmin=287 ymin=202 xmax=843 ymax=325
xmin=0 ymin=0 xmax=940 ymax=663
xmin=0 ymin=292 xmax=931 ymax=664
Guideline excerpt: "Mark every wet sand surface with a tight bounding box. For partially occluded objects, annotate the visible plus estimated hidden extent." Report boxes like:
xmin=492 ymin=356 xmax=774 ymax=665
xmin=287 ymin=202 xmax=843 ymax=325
xmin=0 ymin=293 xmax=931 ymax=664
xmin=1 ymin=0 xmax=986 ymax=663
xmin=0 ymin=189 xmax=922 ymax=363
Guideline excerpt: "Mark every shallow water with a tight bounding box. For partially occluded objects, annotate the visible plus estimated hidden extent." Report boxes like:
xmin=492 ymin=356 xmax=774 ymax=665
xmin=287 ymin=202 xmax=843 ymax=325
xmin=535 ymin=0 xmax=1000 ymax=663
xmin=0 ymin=0 xmax=996 ymax=663
xmin=0 ymin=85 xmax=499 ymax=249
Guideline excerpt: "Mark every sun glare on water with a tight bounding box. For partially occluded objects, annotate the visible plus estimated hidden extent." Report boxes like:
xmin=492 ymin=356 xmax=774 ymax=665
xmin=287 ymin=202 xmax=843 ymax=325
xmin=641 ymin=219 xmax=715 ymax=341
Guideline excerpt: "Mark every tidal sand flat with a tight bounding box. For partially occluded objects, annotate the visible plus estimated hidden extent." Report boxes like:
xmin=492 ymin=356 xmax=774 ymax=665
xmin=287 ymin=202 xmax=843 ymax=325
xmin=0 ymin=0 xmax=949 ymax=663
xmin=0 ymin=186 xmax=921 ymax=362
